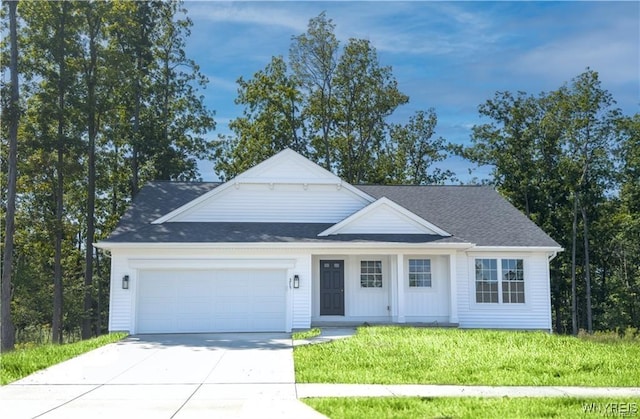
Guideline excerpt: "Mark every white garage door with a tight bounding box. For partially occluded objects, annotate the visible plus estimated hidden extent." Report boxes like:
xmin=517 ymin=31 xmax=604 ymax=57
xmin=136 ymin=269 xmax=287 ymax=333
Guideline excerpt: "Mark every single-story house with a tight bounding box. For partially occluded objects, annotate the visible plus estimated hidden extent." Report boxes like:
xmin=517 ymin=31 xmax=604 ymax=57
xmin=96 ymin=149 xmax=562 ymax=334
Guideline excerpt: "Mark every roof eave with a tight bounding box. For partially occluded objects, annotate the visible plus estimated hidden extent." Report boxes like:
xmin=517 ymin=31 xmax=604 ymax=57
xmin=466 ymin=245 xmax=564 ymax=252
xmin=94 ymin=241 xmax=475 ymax=250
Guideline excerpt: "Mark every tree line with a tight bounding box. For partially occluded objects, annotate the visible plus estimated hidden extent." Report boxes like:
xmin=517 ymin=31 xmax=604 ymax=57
xmin=1 ymin=5 xmax=638 ymax=352
xmin=463 ymin=75 xmax=639 ymax=335
xmin=1 ymin=0 xmax=215 ymax=351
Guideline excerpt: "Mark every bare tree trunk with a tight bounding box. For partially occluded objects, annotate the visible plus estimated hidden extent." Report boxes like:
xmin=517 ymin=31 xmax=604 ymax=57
xmin=82 ymin=10 xmax=98 ymax=339
xmin=131 ymin=38 xmax=144 ymax=198
xmin=1 ymin=0 xmax=20 ymax=353
xmin=571 ymin=193 xmax=578 ymax=335
xmin=581 ymin=203 xmax=593 ymax=333
xmin=52 ymin=2 xmax=68 ymax=345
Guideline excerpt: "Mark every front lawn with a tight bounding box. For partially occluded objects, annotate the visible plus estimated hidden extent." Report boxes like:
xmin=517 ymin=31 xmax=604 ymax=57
xmin=0 ymin=332 xmax=127 ymax=385
xmin=304 ymin=397 xmax=640 ymax=419
xmin=294 ymin=327 xmax=640 ymax=386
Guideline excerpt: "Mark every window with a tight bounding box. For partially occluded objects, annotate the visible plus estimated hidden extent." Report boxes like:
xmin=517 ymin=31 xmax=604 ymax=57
xmin=502 ymin=259 xmax=525 ymax=303
xmin=409 ymin=259 xmax=432 ymax=287
xmin=475 ymin=258 xmax=525 ymax=304
xmin=475 ymin=259 xmax=498 ymax=303
xmin=361 ymin=260 xmax=382 ymax=288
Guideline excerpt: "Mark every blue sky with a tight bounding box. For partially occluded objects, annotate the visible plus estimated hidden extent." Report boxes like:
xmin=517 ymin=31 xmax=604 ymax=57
xmin=184 ymin=1 xmax=639 ymax=183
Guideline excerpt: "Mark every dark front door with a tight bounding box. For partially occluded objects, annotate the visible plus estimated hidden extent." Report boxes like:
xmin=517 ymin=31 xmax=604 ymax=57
xmin=320 ymin=260 xmax=344 ymax=315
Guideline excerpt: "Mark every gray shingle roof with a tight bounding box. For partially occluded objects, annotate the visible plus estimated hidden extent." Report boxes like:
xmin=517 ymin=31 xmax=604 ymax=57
xmin=102 ymin=181 xmax=560 ymax=248
xmin=357 ymin=185 xmax=560 ymax=247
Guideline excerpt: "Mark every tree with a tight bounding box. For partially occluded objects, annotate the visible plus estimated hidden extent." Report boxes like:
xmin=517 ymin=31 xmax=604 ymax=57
xmin=219 ymin=13 xmax=446 ymax=185
xmin=464 ymin=69 xmax=625 ymax=333
xmin=3 ymin=0 xmax=215 ymax=344
xmin=145 ymin=0 xmax=216 ymax=181
xmin=389 ymin=109 xmax=454 ymax=184
xmin=290 ymin=12 xmax=338 ymax=170
xmin=78 ymin=0 xmax=112 ymax=339
xmin=216 ymin=56 xmax=302 ymax=180
xmin=1 ymin=0 xmax=19 ymax=352
xmin=16 ymin=0 xmax=86 ymax=344
xmin=554 ymin=70 xmax=618 ymax=333
xmin=466 ymin=91 xmax=544 ymax=217
xmin=107 ymin=0 xmax=157 ymax=197
xmin=332 ymin=38 xmax=409 ymax=184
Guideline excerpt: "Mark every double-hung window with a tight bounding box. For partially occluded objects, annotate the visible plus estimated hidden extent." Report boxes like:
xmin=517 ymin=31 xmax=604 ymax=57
xmin=475 ymin=258 xmax=525 ymax=304
xmin=475 ymin=259 xmax=498 ymax=303
xmin=409 ymin=259 xmax=432 ymax=287
xmin=361 ymin=260 xmax=382 ymax=288
xmin=501 ymin=259 xmax=525 ymax=303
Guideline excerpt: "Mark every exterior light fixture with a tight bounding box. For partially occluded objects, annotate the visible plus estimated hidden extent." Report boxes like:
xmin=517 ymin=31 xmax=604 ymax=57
xmin=122 ymin=275 xmax=130 ymax=290
xmin=293 ymin=275 xmax=300 ymax=289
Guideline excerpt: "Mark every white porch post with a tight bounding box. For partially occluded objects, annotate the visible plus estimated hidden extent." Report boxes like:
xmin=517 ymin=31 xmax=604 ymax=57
xmin=449 ymin=252 xmax=459 ymax=324
xmin=396 ymin=253 xmax=405 ymax=323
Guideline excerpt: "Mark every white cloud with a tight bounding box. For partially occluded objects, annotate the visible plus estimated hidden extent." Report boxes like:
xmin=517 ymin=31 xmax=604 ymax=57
xmin=509 ymin=11 xmax=638 ymax=88
xmin=331 ymin=3 xmax=501 ymax=56
xmin=186 ymin=2 xmax=308 ymax=32
xmin=205 ymin=74 xmax=238 ymax=93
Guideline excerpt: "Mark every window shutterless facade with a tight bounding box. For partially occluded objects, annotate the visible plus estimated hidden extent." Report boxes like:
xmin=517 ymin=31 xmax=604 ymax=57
xmin=475 ymin=258 xmax=524 ymax=304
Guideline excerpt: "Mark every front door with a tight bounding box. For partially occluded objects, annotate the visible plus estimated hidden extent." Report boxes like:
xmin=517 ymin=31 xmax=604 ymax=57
xmin=320 ymin=260 xmax=344 ymax=315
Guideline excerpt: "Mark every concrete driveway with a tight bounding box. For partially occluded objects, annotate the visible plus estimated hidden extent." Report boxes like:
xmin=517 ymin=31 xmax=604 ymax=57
xmin=0 ymin=333 xmax=324 ymax=419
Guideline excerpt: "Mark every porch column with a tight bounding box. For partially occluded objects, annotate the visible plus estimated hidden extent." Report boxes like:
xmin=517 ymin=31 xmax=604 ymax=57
xmin=449 ymin=252 xmax=459 ymax=324
xmin=396 ymin=253 xmax=405 ymax=323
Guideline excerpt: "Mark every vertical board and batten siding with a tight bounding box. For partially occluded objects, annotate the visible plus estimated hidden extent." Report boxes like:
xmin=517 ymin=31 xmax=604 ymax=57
xmin=403 ymin=255 xmax=450 ymax=322
xmin=346 ymin=256 xmax=391 ymax=318
xmin=456 ymin=251 xmax=552 ymax=330
xmin=311 ymin=255 xmax=392 ymax=322
xmin=311 ymin=254 xmax=453 ymax=323
xmin=107 ymin=248 xmax=313 ymax=333
xmin=333 ymin=205 xmax=436 ymax=235
xmin=170 ymin=183 xmax=369 ymax=223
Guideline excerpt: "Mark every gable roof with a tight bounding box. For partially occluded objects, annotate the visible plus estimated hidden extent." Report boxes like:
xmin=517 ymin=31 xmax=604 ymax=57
xmin=318 ymin=197 xmax=450 ymax=237
xmin=153 ymin=149 xmax=373 ymax=224
xmin=100 ymin=181 xmax=560 ymax=248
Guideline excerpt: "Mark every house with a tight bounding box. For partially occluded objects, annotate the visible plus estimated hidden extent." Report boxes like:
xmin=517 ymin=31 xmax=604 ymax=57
xmin=95 ymin=149 xmax=562 ymax=334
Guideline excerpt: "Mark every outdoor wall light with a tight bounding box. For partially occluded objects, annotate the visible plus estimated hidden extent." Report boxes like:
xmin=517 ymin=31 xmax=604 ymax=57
xmin=293 ymin=275 xmax=300 ymax=289
xmin=122 ymin=275 xmax=129 ymax=290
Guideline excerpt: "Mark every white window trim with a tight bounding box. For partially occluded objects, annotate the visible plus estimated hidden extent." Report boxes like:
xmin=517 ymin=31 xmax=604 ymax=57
xmin=407 ymin=257 xmax=433 ymax=289
xmin=404 ymin=255 xmax=441 ymax=293
xmin=359 ymin=259 xmax=384 ymax=290
xmin=469 ymin=256 xmax=529 ymax=308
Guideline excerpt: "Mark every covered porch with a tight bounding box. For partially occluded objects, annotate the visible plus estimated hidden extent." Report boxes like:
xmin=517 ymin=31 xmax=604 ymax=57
xmin=309 ymin=251 xmax=460 ymax=326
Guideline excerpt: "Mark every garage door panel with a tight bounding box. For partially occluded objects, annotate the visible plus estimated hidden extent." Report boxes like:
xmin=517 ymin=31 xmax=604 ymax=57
xmin=137 ymin=269 xmax=286 ymax=333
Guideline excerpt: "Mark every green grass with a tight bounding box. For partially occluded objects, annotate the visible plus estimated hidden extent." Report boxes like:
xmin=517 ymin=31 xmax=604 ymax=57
xmin=0 ymin=332 xmax=127 ymax=385
xmin=292 ymin=328 xmax=322 ymax=340
xmin=304 ymin=397 xmax=640 ymax=419
xmin=294 ymin=327 xmax=640 ymax=386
